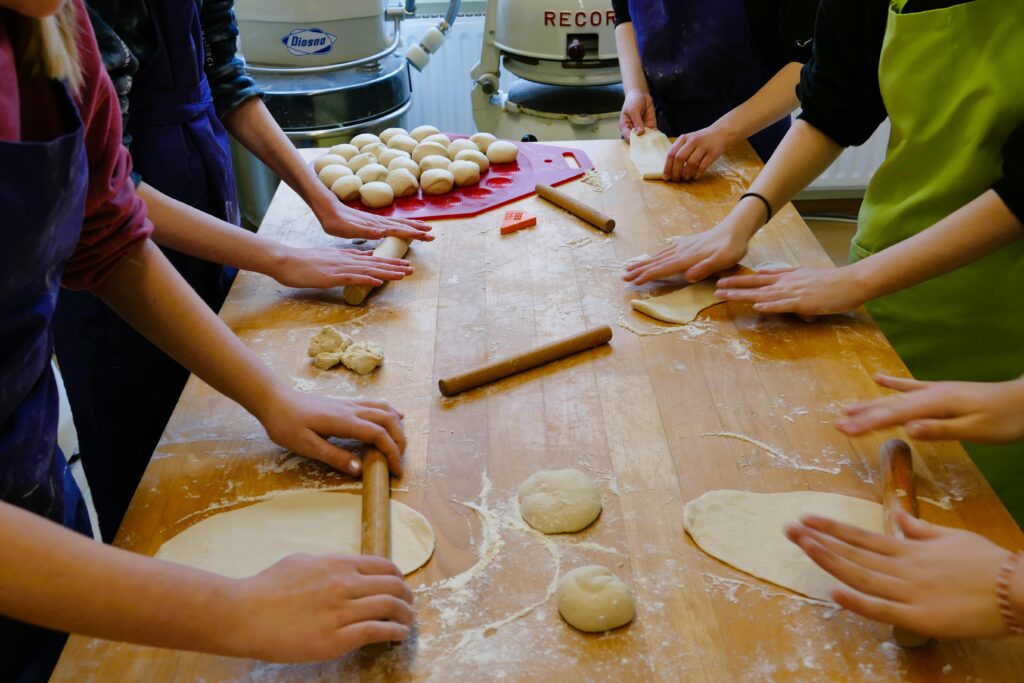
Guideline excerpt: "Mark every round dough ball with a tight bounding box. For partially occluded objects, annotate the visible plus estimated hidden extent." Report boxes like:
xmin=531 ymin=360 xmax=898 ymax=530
xmin=386 ymin=168 xmax=419 ymax=198
xmin=487 ymin=140 xmax=519 ymax=164
xmin=348 ymin=152 xmax=377 ymax=173
xmin=318 ymin=164 xmax=353 ymax=188
xmin=328 ymin=143 xmax=359 ymax=161
xmin=388 ymin=134 xmax=418 ymax=154
xmin=556 ymin=566 xmax=634 ymax=633
xmin=379 ymin=127 xmax=408 ymax=145
xmin=422 ymin=133 xmax=451 ymax=149
xmin=330 ymin=175 xmax=362 ymax=201
xmin=419 ymin=155 xmax=450 ymax=173
xmin=410 ymin=124 xmax=441 ymax=142
xmin=377 ymin=148 xmax=409 ymax=167
xmin=359 ymin=181 xmax=394 ymax=208
xmin=314 ymin=154 xmax=347 ymax=174
xmin=420 ymin=168 xmax=454 ymax=195
xmin=412 ymin=141 xmax=448 ymax=164
xmin=356 ymin=163 xmax=388 ymax=184
xmin=455 ymin=149 xmax=490 ymax=173
xmin=388 ymin=156 xmax=421 ymax=179
xmin=517 ymin=468 xmax=601 ymax=534
xmin=350 ymin=133 xmax=380 ymax=149
xmin=361 ymin=142 xmax=388 ymax=160
xmin=449 ymin=160 xmax=480 ymax=187
xmin=447 ymin=139 xmax=478 ymax=160
xmin=470 ymin=132 xmax=498 ymax=152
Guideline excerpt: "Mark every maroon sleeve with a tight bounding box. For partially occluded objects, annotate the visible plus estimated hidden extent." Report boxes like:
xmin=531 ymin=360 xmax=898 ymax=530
xmin=61 ymin=0 xmax=153 ymax=292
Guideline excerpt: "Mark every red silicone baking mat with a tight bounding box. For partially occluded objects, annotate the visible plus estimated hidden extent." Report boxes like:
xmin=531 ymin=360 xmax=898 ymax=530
xmin=340 ymin=136 xmax=594 ymax=220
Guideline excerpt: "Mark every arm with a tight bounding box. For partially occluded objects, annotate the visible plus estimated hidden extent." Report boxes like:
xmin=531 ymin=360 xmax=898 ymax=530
xmin=614 ymin=21 xmax=657 ymax=140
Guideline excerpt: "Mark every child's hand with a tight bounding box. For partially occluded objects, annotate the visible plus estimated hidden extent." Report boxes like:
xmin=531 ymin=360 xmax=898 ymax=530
xmin=319 ymin=204 xmax=434 ymax=242
xmin=620 ymin=91 xmax=658 ymax=140
xmin=663 ymin=125 xmax=733 ymax=181
xmin=715 ymin=265 xmax=869 ymax=316
xmin=269 ymin=246 xmax=413 ymax=290
xmin=624 ymin=224 xmax=749 ymax=286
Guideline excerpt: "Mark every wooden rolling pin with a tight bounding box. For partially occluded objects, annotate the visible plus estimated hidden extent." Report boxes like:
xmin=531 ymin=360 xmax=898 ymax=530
xmin=879 ymin=438 xmax=930 ymax=648
xmin=342 ymin=236 xmax=410 ymax=306
xmin=535 ymin=183 xmax=615 ymax=232
xmin=438 ymin=325 xmax=612 ymax=397
xmin=360 ymin=448 xmax=390 ymax=560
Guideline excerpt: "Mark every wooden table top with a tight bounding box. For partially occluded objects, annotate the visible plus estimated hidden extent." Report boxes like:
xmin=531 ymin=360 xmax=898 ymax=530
xmin=54 ymin=140 xmax=1024 ymax=681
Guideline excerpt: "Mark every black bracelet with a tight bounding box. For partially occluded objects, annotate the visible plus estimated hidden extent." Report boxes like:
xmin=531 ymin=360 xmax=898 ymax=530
xmin=740 ymin=192 xmax=773 ymax=223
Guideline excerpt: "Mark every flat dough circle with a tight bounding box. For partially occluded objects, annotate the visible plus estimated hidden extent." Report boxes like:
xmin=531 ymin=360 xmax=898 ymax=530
xmin=557 ymin=565 xmax=634 ymax=632
xmin=155 ymin=491 xmax=435 ymax=577
xmin=630 ymin=281 xmax=723 ymax=324
xmin=517 ymin=468 xmax=601 ymax=534
xmin=683 ymin=490 xmax=883 ymax=601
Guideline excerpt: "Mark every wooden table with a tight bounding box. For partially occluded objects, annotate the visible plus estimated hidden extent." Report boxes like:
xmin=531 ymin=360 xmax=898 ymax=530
xmin=54 ymin=141 xmax=1024 ymax=681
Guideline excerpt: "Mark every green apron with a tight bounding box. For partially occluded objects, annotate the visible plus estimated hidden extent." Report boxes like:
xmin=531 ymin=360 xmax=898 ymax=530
xmin=852 ymin=0 xmax=1024 ymax=523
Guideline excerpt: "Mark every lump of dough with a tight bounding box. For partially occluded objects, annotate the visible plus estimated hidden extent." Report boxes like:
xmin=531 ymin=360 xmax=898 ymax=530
xmin=330 ymin=175 xmax=362 ymax=201
xmin=313 ymin=351 xmax=343 ymax=370
xmin=377 ymin=148 xmax=409 ymax=167
xmin=422 ymin=133 xmax=451 ymax=149
xmin=630 ymin=282 xmax=723 ymax=325
xmin=379 ymin=127 xmax=408 ymax=145
xmin=359 ymin=181 xmax=394 ymax=209
xmin=350 ymin=133 xmax=380 ymax=149
xmin=419 ymin=154 xmax=450 ymax=172
xmin=447 ymin=138 xmax=478 ymax=160
xmin=307 ymin=325 xmax=353 ymax=357
xmin=388 ymin=134 xmax=418 ymax=154
xmin=455 ymin=149 xmax=490 ymax=173
xmin=328 ymin=143 xmax=359 ymax=161
xmin=361 ymin=142 xmax=388 ymax=160
xmin=341 ymin=341 xmax=384 ymax=375
xmin=388 ymin=156 xmax=421 ymax=179
xmin=410 ymin=124 xmax=440 ymax=142
xmin=449 ymin=160 xmax=481 ymax=187
xmin=420 ymin=168 xmax=455 ymax=195
xmin=318 ymin=164 xmax=352 ymax=188
xmin=470 ymin=132 xmax=497 ymax=152
xmin=517 ymin=468 xmax=601 ymax=533
xmin=347 ymin=152 xmax=377 ymax=173
xmin=557 ymin=566 xmax=634 ymax=633
xmin=387 ymin=168 xmax=419 ymax=198
xmin=486 ymin=140 xmax=519 ymax=164
xmin=314 ymin=154 xmax=347 ymax=173
xmin=412 ymin=141 xmax=448 ymax=164
xmin=356 ymin=163 xmax=389 ymax=184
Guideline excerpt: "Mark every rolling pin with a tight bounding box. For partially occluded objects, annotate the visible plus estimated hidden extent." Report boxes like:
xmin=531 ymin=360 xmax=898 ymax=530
xmin=879 ymin=438 xmax=930 ymax=648
xmin=342 ymin=236 xmax=410 ymax=306
xmin=535 ymin=183 xmax=615 ymax=232
xmin=360 ymin=448 xmax=390 ymax=560
xmin=438 ymin=325 xmax=612 ymax=397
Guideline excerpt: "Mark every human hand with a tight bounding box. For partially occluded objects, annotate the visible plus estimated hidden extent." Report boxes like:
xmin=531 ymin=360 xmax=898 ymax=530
xmin=715 ymin=265 xmax=869 ymax=316
xmin=319 ymin=203 xmax=434 ymax=242
xmin=836 ymin=373 xmax=1024 ymax=443
xmin=226 ymin=553 xmax=414 ymax=661
xmin=620 ymin=90 xmax=658 ymax=140
xmin=663 ymin=124 xmax=734 ymax=182
xmin=786 ymin=510 xmax=1014 ymax=639
xmin=623 ymin=223 xmax=750 ymax=286
xmin=269 ymin=246 xmax=413 ymax=289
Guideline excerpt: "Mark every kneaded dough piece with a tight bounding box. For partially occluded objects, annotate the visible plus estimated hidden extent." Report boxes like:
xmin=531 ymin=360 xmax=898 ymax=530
xmin=470 ymin=132 xmax=497 ymax=152
xmin=629 ymin=129 xmax=672 ymax=180
xmin=630 ymin=281 xmax=722 ymax=324
xmin=486 ymin=140 xmax=519 ymax=164
xmin=447 ymin=138 xmax=478 ymax=160
xmin=455 ymin=149 xmax=490 ymax=173
xmin=518 ymin=469 xmax=601 ymax=534
xmin=388 ymin=156 xmax=421 ymax=179
xmin=348 ymin=152 xmax=377 ymax=173
xmin=412 ymin=141 xmax=448 ymax=164
xmin=557 ymin=565 xmax=634 ymax=633
xmin=387 ymin=168 xmax=419 ymax=198
xmin=388 ymin=134 xmax=418 ymax=154
xmin=356 ymin=163 xmax=388 ymax=184
xmin=313 ymin=351 xmax=343 ymax=370
xmin=328 ymin=143 xmax=359 ymax=161
xmin=314 ymin=154 xmax=347 ymax=174
xmin=156 ymin=491 xmax=435 ymax=577
xmin=410 ymin=124 xmax=440 ymax=142
xmin=350 ymin=133 xmax=380 ymax=149
xmin=331 ymin=175 xmax=362 ymax=201
xmin=683 ymin=490 xmax=884 ymax=601
xmin=377 ymin=148 xmax=409 ymax=167
xmin=360 ymin=181 xmax=394 ymax=208
xmin=419 ymin=155 xmax=450 ymax=172
xmin=341 ymin=340 xmax=385 ymax=374
xmin=379 ymin=127 xmax=408 ymax=145
xmin=421 ymin=168 xmax=454 ymax=195
xmin=449 ymin=160 xmax=480 ymax=187
xmin=307 ymin=325 xmax=353 ymax=356
xmin=318 ymin=164 xmax=352 ymax=188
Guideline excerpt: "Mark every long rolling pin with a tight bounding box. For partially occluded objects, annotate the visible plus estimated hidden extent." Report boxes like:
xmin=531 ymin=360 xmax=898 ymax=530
xmin=879 ymin=438 xmax=930 ymax=648
xmin=360 ymin=448 xmax=390 ymax=560
xmin=535 ymin=183 xmax=616 ymax=233
xmin=342 ymin=236 xmax=410 ymax=306
xmin=438 ymin=325 xmax=612 ymax=397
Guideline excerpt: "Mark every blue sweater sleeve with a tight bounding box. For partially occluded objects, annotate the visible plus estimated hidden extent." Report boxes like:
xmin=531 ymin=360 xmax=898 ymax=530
xmin=198 ymin=0 xmax=264 ymax=118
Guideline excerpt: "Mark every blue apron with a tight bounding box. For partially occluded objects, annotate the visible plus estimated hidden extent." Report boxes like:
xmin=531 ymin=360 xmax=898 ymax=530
xmin=628 ymin=0 xmax=790 ymax=161
xmin=0 ymin=80 xmax=94 ymax=683
xmin=52 ymin=0 xmax=239 ymax=542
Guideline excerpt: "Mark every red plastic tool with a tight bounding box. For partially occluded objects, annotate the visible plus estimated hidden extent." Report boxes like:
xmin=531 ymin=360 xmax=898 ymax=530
xmin=500 ymin=209 xmax=537 ymax=235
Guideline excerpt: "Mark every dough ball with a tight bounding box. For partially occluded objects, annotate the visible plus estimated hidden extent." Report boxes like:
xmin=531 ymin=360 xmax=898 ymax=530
xmin=517 ymin=468 xmax=601 ymax=534
xmin=449 ymin=160 xmax=481 ymax=187
xmin=422 ymin=133 xmax=451 ymax=149
xmin=387 ymin=168 xmax=419 ymax=198
xmin=377 ymin=148 xmax=409 ymax=167
xmin=556 ymin=566 xmax=634 ymax=633
xmin=470 ymin=132 xmax=497 ymax=152
xmin=410 ymin=124 xmax=441 ymax=142
xmin=454 ymin=149 xmax=490 ymax=173
xmin=379 ymin=127 xmax=408 ymax=145
xmin=412 ymin=141 xmax=448 ymax=164
xmin=359 ymin=181 xmax=394 ymax=209
xmin=328 ymin=144 xmax=359 ymax=161
xmin=314 ymin=154 xmax=347 ymax=174
xmin=348 ymin=152 xmax=377 ymax=173
xmin=313 ymin=351 xmax=343 ymax=370
xmin=318 ymin=164 xmax=353 ymax=188
xmin=307 ymin=325 xmax=353 ymax=357
xmin=350 ymin=133 xmax=380 ymax=149
xmin=341 ymin=341 xmax=384 ymax=375
xmin=330 ymin=175 xmax=362 ymax=201
xmin=419 ymin=154 xmax=451 ymax=172
xmin=356 ymin=163 xmax=389 ymax=184
xmin=388 ymin=156 xmax=421 ymax=179
xmin=420 ymin=168 xmax=455 ymax=195
xmin=487 ymin=140 xmax=519 ymax=164
xmin=388 ymin=134 xmax=418 ymax=154
xmin=447 ymin=139 xmax=478 ymax=160
xmin=361 ymin=142 xmax=388 ymax=160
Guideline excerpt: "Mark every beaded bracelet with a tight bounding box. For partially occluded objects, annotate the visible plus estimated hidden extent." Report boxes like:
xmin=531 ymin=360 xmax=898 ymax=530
xmin=997 ymin=550 xmax=1024 ymax=635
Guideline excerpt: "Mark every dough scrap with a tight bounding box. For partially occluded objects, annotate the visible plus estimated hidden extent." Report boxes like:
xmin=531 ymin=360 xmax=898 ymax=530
xmin=630 ymin=281 xmax=723 ymax=324
xmin=313 ymin=351 xmax=343 ymax=370
xmin=155 ymin=491 xmax=435 ymax=577
xmin=557 ymin=565 xmax=635 ymax=632
xmin=629 ymin=129 xmax=672 ymax=180
xmin=307 ymin=325 xmax=353 ymax=357
xmin=341 ymin=340 xmax=385 ymax=375
xmin=683 ymin=490 xmax=884 ymax=601
xmin=518 ymin=469 xmax=601 ymax=534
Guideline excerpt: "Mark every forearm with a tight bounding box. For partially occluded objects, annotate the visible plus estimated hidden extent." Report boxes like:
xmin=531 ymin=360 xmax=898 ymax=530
xmin=713 ymin=62 xmax=802 ymax=143
xmin=615 ymin=23 xmax=648 ymax=95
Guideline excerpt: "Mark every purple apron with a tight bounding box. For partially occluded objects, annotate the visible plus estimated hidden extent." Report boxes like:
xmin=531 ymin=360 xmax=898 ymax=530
xmin=628 ymin=0 xmax=790 ymax=161
xmin=0 ymin=80 xmax=94 ymax=683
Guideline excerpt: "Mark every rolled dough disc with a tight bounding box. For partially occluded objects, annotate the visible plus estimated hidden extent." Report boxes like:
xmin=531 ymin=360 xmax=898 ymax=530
xmin=155 ymin=491 xmax=435 ymax=577
xmin=683 ymin=490 xmax=884 ymax=601
xmin=629 ymin=129 xmax=672 ymax=180
xmin=630 ymin=281 xmax=723 ymax=324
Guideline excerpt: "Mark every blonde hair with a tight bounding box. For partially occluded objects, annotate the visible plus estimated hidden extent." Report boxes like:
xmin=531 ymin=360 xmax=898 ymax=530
xmin=12 ymin=2 xmax=83 ymax=93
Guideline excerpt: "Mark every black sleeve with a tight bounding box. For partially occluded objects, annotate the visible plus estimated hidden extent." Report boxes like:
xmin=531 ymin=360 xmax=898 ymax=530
xmin=612 ymin=0 xmax=630 ymax=25
xmin=199 ymin=0 xmax=264 ymax=118
xmin=745 ymin=0 xmax=818 ymax=69
xmin=994 ymin=123 xmax=1024 ymax=224
xmin=796 ymin=0 xmax=889 ymax=147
